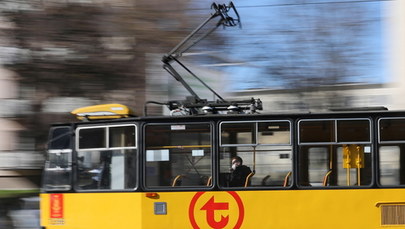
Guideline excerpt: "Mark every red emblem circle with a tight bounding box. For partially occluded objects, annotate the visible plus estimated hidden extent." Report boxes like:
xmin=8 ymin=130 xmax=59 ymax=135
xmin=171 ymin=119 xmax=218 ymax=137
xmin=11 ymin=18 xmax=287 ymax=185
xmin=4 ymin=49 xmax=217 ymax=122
xmin=189 ymin=191 xmax=244 ymax=229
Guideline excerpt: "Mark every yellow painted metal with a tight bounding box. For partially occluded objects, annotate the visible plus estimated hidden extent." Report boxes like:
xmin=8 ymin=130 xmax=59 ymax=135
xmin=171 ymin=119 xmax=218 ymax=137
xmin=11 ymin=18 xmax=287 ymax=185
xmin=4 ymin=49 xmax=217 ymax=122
xmin=343 ymin=145 xmax=365 ymax=186
xmin=71 ymin=104 xmax=135 ymax=120
xmin=40 ymin=193 xmax=143 ymax=229
xmin=40 ymin=189 xmax=405 ymax=229
xmin=343 ymin=145 xmax=364 ymax=169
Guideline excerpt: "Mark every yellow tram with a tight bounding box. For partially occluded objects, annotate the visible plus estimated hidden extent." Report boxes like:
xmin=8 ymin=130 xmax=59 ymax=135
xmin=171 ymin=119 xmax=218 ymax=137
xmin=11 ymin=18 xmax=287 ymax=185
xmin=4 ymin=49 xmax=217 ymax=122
xmin=40 ymin=103 xmax=405 ymax=228
xmin=39 ymin=2 xmax=405 ymax=228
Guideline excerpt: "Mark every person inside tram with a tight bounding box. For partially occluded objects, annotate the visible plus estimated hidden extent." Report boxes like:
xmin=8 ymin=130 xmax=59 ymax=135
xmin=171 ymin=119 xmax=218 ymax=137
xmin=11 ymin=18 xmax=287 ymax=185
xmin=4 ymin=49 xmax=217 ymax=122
xmin=229 ymin=156 xmax=252 ymax=187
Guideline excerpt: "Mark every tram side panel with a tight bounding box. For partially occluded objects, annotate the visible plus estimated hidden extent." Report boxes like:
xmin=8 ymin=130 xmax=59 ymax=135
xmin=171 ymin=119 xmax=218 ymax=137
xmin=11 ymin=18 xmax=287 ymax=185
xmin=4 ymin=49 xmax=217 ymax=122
xmin=40 ymin=188 xmax=405 ymax=228
xmin=40 ymin=192 xmax=143 ymax=229
xmin=141 ymin=189 xmax=403 ymax=229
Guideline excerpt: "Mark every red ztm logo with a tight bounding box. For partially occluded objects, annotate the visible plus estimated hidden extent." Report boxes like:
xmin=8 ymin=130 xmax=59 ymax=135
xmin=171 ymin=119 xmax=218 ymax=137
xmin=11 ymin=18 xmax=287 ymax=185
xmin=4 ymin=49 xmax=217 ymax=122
xmin=189 ymin=192 xmax=244 ymax=229
xmin=201 ymin=196 xmax=229 ymax=228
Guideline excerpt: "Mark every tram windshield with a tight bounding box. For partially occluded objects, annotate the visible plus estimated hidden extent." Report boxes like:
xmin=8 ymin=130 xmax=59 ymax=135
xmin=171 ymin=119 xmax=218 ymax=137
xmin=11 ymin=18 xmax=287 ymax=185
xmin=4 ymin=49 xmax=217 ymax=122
xmin=42 ymin=126 xmax=72 ymax=191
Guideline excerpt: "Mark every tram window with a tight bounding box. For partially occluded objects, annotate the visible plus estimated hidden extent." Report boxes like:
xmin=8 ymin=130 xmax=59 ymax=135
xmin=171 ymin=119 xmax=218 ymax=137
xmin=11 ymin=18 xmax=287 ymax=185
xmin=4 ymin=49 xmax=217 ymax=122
xmin=258 ymin=121 xmax=290 ymax=144
xmin=48 ymin=150 xmax=70 ymax=169
xmin=380 ymin=118 xmax=405 ymax=141
xmin=76 ymin=124 xmax=138 ymax=190
xmin=299 ymin=119 xmax=372 ymax=187
xmin=77 ymin=149 xmax=137 ymax=190
xmin=43 ymin=150 xmax=72 ymax=191
xmin=299 ymin=120 xmax=335 ymax=143
xmin=219 ymin=121 xmax=292 ymax=188
xmin=221 ymin=122 xmax=255 ymax=145
xmin=145 ymin=123 xmax=212 ymax=188
xmin=219 ymin=145 xmax=292 ymax=188
xmin=307 ymin=147 xmax=329 ymax=186
xmin=379 ymin=118 xmax=405 ymax=186
xmin=48 ymin=127 xmax=71 ymax=149
xmin=379 ymin=146 xmax=402 ymax=185
xmin=109 ymin=125 xmax=136 ymax=148
xmin=299 ymin=144 xmax=372 ymax=187
xmin=78 ymin=127 xmax=106 ymax=149
xmin=337 ymin=120 xmax=370 ymax=142
xmin=43 ymin=126 xmax=72 ymax=191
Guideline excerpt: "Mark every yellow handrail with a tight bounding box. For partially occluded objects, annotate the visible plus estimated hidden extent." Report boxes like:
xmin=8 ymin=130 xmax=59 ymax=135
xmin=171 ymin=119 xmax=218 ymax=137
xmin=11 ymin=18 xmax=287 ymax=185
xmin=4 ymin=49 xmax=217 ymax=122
xmin=244 ymin=172 xmax=255 ymax=187
xmin=172 ymin=175 xmax=182 ymax=187
xmin=283 ymin=172 xmax=292 ymax=187
xmin=206 ymin=176 xmax=212 ymax=186
xmin=322 ymin=170 xmax=333 ymax=186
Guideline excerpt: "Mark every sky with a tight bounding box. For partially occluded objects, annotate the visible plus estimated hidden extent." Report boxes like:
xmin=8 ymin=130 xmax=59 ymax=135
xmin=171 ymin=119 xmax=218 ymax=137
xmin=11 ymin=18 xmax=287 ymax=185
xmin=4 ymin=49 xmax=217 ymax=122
xmin=189 ymin=0 xmax=388 ymax=91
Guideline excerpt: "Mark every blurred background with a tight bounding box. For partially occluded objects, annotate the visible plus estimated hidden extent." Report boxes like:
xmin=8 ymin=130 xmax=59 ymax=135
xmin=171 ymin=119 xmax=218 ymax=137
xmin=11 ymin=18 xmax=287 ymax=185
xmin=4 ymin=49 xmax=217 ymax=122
xmin=0 ymin=0 xmax=403 ymax=228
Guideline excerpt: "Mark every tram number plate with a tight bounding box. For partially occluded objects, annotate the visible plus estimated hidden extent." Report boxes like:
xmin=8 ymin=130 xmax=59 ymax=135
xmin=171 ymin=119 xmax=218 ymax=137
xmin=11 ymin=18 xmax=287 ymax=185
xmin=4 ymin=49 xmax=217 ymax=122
xmin=49 ymin=218 xmax=65 ymax=225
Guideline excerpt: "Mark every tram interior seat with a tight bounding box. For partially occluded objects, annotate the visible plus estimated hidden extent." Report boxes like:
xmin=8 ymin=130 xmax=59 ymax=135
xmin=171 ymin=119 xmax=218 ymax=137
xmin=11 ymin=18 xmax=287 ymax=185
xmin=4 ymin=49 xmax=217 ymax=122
xmin=171 ymin=174 xmax=205 ymax=187
xmin=261 ymin=175 xmax=271 ymax=186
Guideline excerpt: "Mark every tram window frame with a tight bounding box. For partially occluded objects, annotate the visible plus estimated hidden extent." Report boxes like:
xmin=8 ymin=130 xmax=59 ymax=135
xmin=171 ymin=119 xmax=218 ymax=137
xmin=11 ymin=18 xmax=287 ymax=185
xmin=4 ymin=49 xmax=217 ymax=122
xmin=378 ymin=117 xmax=405 ymax=187
xmin=75 ymin=124 xmax=138 ymax=191
xmin=298 ymin=119 xmax=371 ymax=144
xmin=220 ymin=120 xmax=292 ymax=146
xmin=298 ymin=118 xmax=373 ymax=188
xmin=76 ymin=124 xmax=137 ymax=151
xmin=43 ymin=126 xmax=73 ymax=191
xmin=219 ymin=120 xmax=293 ymax=189
xmin=143 ymin=122 xmax=213 ymax=190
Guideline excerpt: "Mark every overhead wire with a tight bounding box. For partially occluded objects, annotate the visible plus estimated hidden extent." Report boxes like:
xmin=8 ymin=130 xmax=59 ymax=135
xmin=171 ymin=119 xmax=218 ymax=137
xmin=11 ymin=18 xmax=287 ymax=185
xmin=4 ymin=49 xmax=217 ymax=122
xmin=159 ymin=0 xmax=394 ymax=12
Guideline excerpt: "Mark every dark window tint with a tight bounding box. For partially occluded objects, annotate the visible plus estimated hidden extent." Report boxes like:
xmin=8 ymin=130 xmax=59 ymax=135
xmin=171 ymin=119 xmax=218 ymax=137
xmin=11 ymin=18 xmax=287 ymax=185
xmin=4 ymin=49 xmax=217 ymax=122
xmin=380 ymin=119 xmax=405 ymax=142
xmin=337 ymin=120 xmax=370 ymax=142
xmin=300 ymin=120 xmax=335 ymax=143
xmin=79 ymin=128 xmax=106 ymax=149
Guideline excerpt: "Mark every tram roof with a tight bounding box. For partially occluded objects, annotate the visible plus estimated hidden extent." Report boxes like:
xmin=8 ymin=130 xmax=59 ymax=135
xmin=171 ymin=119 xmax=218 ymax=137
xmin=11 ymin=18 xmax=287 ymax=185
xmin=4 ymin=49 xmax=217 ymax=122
xmin=53 ymin=106 xmax=405 ymax=127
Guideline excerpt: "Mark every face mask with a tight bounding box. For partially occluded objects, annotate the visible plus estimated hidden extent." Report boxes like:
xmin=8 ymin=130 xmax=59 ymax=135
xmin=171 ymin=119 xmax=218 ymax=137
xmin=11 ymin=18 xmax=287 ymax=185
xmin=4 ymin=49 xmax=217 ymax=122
xmin=232 ymin=164 xmax=237 ymax=170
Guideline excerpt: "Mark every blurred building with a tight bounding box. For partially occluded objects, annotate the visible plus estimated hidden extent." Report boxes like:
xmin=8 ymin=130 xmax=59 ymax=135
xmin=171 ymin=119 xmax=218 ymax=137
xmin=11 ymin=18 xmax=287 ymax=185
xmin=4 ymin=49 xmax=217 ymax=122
xmin=0 ymin=0 xmax=194 ymax=191
xmin=0 ymin=67 xmax=42 ymax=189
xmin=388 ymin=0 xmax=405 ymax=109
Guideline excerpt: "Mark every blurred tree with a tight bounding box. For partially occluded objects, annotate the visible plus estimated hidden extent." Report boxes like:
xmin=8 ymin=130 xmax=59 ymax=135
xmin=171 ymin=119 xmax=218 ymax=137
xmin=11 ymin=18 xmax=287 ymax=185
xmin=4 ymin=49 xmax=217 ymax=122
xmin=226 ymin=0 xmax=381 ymax=110
xmin=265 ymin=2 xmax=374 ymax=86
xmin=263 ymin=1 xmax=380 ymax=109
xmin=3 ymin=0 xmax=226 ymax=151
